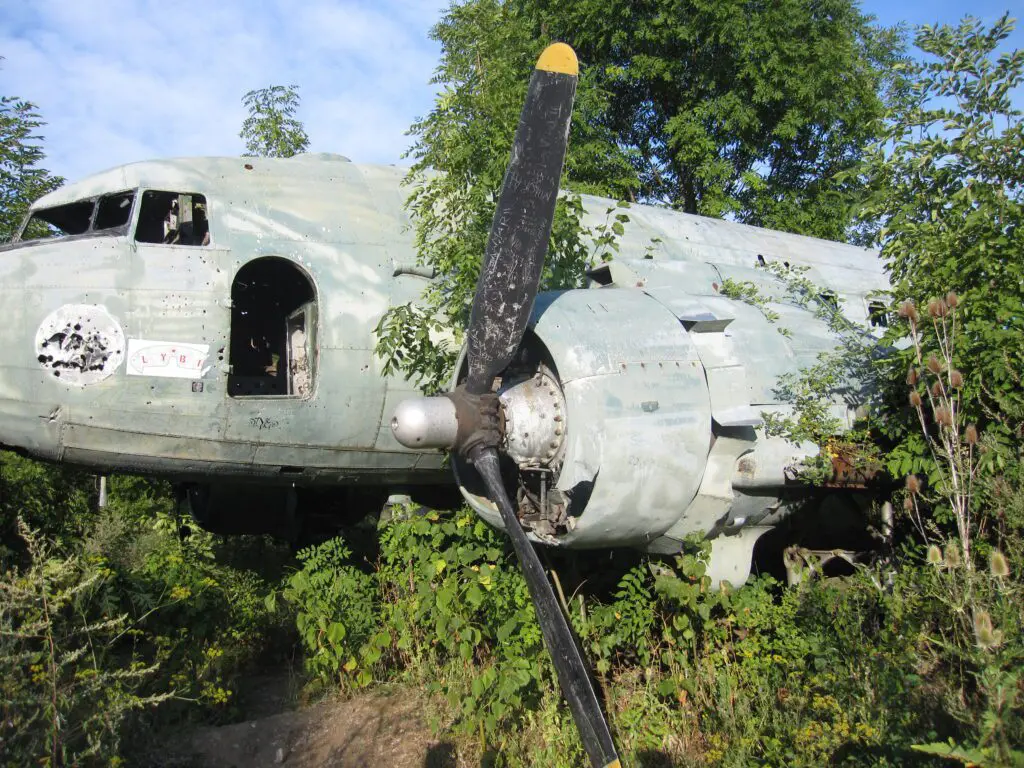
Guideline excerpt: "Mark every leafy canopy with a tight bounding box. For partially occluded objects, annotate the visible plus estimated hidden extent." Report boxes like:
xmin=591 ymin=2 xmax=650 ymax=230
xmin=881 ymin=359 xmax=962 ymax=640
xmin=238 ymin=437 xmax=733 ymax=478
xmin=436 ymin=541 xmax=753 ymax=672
xmin=859 ymin=14 xmax=1024 ymax=468
xmin=239 ymin=84 xmax=310 ymax=159
xmin=0 ymin=84 xmax=63 ymax=242
xmin=522 ymin=0 xmax=902 ymax=239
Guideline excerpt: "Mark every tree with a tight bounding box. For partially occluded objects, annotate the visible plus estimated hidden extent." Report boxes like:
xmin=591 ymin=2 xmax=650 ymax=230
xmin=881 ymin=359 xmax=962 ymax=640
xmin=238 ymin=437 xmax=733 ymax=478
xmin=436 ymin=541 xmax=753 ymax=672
xmin=239 ymin=85 xmax=310 ymax=159
xmin=860 ymin=15 xmax=1024 ymax=474
xmin=378 ymin=0 xmax=903 ymax=390
xmin=0 ymin=92 xmax=63 ymax=242
xmin=376 ymin=0 xmax=637 ymax=391
xmin=521 ymin=0 xmax=903 ymax=239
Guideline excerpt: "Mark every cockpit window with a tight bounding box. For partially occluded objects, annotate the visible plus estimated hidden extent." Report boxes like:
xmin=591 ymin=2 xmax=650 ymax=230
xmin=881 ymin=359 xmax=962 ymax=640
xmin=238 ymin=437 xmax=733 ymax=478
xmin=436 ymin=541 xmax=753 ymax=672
xmin=20 ymin=191 xmax=135 ymax=242
xmin=135 ymin=191 xmax=210 ymax=246
xmin=22 ymin=200 xmax=94 ymax=240
xmin=94 ymin=191 xmax=134 ymax=230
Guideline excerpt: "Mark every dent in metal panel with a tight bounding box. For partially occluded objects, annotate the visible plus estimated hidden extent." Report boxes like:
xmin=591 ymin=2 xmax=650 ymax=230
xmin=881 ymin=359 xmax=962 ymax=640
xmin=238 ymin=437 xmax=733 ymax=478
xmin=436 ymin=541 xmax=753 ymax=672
xmin=733 ymin=435 xmax=819 ymax=489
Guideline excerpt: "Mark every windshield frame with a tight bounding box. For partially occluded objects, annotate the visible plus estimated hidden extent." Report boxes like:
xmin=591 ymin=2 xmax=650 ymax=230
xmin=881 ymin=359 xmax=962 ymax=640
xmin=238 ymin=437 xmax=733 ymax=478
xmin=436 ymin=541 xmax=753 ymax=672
xmin=4 ymin=189 xmax=138 ymax=250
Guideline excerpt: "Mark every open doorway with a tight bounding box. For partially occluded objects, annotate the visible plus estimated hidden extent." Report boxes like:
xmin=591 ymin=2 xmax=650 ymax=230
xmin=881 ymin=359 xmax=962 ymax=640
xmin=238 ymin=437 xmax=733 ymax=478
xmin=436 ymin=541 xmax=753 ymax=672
xmin=229 ymin=257 xmax=316 ymax=397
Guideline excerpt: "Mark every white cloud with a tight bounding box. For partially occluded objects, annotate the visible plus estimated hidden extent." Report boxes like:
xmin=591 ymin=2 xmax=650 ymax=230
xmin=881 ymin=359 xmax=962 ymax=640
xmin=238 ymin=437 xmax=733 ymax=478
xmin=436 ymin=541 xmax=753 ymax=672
xmin=0 ymin=0 xmax=449 ymax=182
xmin=7 ymin=0 xmax=1018 ymax=187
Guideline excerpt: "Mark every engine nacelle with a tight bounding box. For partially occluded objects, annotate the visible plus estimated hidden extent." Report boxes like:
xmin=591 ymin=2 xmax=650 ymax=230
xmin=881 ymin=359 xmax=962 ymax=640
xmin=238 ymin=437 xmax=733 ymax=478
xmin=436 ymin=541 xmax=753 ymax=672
xmin=457 ymin=288 xmax=713 ymax=545
xmin=455 ymin=275 xmax=833 ymax=585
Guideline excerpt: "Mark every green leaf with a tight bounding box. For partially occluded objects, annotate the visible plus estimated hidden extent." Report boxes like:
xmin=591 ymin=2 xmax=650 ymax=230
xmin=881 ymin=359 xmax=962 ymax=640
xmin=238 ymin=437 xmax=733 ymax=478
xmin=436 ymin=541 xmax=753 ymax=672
xmin=326 ymin=622 xmax=346 ymax=645
xmin=496 ymin=618 xmax=518 ymax=644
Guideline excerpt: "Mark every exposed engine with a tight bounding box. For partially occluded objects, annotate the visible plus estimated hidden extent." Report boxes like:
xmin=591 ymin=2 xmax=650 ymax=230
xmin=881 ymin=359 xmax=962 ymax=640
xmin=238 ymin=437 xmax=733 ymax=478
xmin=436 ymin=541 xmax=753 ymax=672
xmin=441 ymin=266 xmax=863 ymax=585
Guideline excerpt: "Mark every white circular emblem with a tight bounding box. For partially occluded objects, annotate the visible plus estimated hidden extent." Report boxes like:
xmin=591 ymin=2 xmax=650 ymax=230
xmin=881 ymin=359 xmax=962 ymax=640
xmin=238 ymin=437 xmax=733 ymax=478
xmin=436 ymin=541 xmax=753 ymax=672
xmin=35 ymin=304 xmax=125 ymax=386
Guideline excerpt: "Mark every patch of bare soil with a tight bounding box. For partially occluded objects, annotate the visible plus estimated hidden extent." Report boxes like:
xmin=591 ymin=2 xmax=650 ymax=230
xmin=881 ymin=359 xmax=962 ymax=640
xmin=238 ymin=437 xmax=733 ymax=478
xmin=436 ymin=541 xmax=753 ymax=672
xmin=177 ymin=688 xmax=458 ymax=768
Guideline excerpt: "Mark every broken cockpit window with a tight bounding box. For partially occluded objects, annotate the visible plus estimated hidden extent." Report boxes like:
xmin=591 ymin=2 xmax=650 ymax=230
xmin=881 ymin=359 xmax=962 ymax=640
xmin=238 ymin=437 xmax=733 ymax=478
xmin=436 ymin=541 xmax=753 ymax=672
xmin=134 ymin=191 xmax=210 ymax=246
xmin=94 ymin=191 xmax=134 ymax=230
xmin=22 ymin=200 xmax=94 ymax=240
xmin=20 ymin=190 xmax=135 ymax=241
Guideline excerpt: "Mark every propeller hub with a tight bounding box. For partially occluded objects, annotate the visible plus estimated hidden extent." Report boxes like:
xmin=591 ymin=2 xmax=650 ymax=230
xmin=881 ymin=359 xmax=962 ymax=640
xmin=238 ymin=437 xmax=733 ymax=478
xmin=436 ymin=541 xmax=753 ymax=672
xmin=390 ymin=396 xmax=458 ymax=449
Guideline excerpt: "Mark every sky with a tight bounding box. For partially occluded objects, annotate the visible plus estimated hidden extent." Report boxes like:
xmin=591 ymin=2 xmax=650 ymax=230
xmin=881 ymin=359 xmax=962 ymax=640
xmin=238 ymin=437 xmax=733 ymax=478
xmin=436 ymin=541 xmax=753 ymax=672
xmin=1 ymin=0 xmax=1021 ymax=185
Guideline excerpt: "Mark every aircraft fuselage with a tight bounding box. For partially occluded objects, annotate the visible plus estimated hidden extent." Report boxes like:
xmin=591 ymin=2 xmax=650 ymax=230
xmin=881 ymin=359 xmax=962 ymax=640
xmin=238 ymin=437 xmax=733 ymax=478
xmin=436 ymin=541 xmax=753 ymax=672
xmin=0 ymin=154 xmax=446 ymax=488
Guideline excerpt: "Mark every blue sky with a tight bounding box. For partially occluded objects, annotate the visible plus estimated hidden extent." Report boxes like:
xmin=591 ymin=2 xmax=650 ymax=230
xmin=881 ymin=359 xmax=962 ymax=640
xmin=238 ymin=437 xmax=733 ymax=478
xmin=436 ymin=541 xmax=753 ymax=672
xmin=1 ymin=0 xmax=1020 ymax=184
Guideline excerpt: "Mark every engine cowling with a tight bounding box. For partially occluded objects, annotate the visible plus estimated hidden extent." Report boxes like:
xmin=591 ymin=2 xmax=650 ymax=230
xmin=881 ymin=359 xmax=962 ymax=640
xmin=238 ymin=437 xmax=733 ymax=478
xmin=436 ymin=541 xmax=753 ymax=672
xmin=455 ymin=288 xmax=715 ymax=548
xmin=451 ymin=277 xmax=839 ymax=585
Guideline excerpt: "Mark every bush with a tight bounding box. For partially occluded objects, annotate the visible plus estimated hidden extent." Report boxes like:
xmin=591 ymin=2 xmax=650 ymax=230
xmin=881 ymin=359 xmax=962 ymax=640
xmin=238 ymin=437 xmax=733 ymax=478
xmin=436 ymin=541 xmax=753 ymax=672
xmin=0 ymin=457 xmax=293 ymax=764
xmin=280 ymin=536 xmax=378 ymax=688
xmin=0 ymin=520 xmax=168 ymax=766
xmin=0 ymin=452 xmax=97 ymax=560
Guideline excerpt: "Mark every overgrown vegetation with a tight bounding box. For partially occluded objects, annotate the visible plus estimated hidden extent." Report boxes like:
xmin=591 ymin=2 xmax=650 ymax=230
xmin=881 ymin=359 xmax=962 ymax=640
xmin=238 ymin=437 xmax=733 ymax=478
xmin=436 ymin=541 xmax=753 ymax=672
xmin=0 ymin=459 xmax=293 ymax=765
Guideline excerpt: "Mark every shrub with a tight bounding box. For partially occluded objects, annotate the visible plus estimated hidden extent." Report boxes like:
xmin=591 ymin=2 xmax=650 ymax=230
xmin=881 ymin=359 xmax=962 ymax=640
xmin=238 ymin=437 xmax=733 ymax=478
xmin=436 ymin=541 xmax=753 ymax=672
xmin=0 ymin=520 xmax=168 ymax=766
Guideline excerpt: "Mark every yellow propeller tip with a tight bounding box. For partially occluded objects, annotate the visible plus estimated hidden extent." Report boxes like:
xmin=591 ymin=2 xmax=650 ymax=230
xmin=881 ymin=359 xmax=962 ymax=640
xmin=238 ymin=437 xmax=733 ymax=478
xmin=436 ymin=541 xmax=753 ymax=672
xmin=536 ymin=42 xmax=578 ymax=76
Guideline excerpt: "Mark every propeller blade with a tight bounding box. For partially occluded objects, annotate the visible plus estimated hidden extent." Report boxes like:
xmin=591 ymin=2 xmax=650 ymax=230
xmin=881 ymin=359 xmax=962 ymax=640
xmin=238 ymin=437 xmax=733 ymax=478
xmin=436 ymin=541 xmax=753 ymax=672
xmin=463 ymin=43 xmax=579 ymax=396
xmin=404 ymin=43 xmax=621 ymax=765
xmin=473 ymin=448 xmax=620 ymax=768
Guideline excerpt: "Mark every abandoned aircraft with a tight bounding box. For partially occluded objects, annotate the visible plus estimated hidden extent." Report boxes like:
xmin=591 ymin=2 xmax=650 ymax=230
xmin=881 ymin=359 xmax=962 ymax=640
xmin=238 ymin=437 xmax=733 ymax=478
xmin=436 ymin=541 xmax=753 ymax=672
xmin=0 ymin=42 xmax=896 ymax=766
xmin=0 ymin=77 xmax=886 ymax=585
xmin=0 ymin=148 xmax=888 ymax=566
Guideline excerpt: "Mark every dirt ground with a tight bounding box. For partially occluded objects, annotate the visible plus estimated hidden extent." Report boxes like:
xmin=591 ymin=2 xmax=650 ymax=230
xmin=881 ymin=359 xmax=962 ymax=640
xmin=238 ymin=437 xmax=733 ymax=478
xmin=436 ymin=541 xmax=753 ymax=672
xmin=175 ymin=686 xmax=460 ymax=768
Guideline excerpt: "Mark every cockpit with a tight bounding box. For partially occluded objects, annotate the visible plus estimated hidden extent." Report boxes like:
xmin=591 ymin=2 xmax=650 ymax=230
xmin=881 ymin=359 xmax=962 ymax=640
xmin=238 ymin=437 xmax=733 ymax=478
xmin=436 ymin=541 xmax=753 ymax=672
xmin=11 ymin=189 xmax=210 ymax=247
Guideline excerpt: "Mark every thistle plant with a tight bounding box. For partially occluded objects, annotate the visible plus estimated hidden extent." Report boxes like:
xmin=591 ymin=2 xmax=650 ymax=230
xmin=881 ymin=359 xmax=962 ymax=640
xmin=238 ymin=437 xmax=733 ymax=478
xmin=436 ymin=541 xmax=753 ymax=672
xmin=899 ymin=293 xmax=981 ymax=568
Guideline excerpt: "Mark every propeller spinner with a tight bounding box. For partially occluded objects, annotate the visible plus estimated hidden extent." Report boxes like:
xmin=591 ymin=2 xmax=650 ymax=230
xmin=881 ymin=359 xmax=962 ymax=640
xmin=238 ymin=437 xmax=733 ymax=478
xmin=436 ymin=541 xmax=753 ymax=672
xmin=391 ymin=43 xmax=621 ymax=768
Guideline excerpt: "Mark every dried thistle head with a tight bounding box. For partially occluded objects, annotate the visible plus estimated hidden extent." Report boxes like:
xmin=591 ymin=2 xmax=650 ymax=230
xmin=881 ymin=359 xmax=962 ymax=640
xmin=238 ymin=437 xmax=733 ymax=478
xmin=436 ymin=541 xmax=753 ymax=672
xmin=965 ymin=424 xmax=979 ymax=445
xmin=931 ymin=380 xmax=944 ymax=398
xmin=909 ymin=390 xmax=923 ymax=408
xmin=990 ymin=549 xmax=1010 ymax=578
xmin=906 ymin=367 xmax=919 ymax=386
xmin=927 ymin=544 xmax=943 ymax=565
xmin=928 ymin=298 xmax=949 ymax=318
xmin=927 ymin=355 xmax=943 ymax=374
xmin=905 ymin=474 xmax=922 ymax=494
xmin=897 ymin=299 xmax=919 ymax=323
xmin=945 ymin=291 xmax=959 ymax=309
xmin=973 ymin=610 xmax=1004 ymax=650
xmin=903 ymin=496 xmax=914 ymax=512
xmin=944 ymin=541 xmax=962 ymax=569
xmin=934 ymin=406 xmax=953 ymax=427
xmin=950 ymin=370 xmax=964 ymax=388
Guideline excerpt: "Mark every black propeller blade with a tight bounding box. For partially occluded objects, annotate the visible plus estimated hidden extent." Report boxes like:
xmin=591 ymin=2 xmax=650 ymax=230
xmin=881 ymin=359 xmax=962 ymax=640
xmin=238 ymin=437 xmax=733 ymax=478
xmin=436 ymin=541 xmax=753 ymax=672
xmin=460 ymin=44 xmax=621 ymax=768
xmin=473 ymin=452 xmax=620 ymax=768
xmin=463 ymin=43 xmax=578 ymax=399
xmin=390 ymin=42 xmax=620 ymax=768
